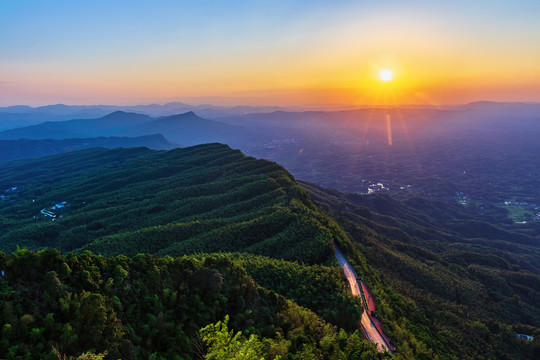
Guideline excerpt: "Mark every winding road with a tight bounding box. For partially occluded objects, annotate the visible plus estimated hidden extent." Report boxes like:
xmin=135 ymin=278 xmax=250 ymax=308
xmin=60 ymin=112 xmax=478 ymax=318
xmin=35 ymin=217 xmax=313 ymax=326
xmin=334 ymin=245 xmax=394 ymax=354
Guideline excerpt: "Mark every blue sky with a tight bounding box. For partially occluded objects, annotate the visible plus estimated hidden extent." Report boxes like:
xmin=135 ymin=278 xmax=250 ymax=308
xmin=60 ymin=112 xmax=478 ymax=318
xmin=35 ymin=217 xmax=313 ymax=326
xmin=1 ymin=0 xmax=539 ymax=106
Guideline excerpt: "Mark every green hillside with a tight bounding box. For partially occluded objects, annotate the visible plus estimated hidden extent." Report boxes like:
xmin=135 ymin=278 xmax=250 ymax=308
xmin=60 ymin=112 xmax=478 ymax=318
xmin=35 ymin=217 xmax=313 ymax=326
xmin=0 ymin=144 xmax=341 ymax=263
xmin=302 ymin=181 xmax=540 ymax=359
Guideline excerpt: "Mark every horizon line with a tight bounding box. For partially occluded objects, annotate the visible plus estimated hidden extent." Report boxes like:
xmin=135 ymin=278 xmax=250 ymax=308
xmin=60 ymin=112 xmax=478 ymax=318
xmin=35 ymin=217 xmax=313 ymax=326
xmin=1 ymin=99 xmax=539 ymax=111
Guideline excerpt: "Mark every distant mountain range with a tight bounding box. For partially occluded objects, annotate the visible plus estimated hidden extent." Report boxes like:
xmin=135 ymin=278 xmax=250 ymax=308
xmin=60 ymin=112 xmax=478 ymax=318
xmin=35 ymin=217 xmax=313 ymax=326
xmin=2 ymin=101 xmax=538 ymax=132
xmin=0 ymin=110 xmax=252 ymax=147
xmin=0 ymin=111 xmax=153 ymax=140
xmin=457 ymin=100 xmax=540 ymax=112
xmin=0 ymin=134 xmax=175 ymax=163
xmin=0 ymin=102 xmax=289 ymax=131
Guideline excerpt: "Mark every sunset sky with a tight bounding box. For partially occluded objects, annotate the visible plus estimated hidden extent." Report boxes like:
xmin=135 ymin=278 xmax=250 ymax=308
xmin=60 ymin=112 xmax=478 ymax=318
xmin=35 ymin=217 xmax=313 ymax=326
xmin=1 ymin=0 xmax=539 ymax=107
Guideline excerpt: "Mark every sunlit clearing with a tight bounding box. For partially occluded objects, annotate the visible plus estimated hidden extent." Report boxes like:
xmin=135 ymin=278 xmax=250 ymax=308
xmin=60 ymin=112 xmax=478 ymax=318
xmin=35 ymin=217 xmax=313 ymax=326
xmin=379 ymin=69 xmax=393 ymax=81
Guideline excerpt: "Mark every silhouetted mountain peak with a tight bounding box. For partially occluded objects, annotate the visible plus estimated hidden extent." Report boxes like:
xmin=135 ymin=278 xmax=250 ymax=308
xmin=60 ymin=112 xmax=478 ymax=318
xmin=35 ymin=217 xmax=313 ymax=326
xmin=156 ymin=111 xmax=204 ymax=123
xmin=102 ymin=110 xmax=137 ymax=118
xmin=177 ymin=110 xmax=200 ymax=119
xmin=97 ymin=111 xmax=152 ymax=126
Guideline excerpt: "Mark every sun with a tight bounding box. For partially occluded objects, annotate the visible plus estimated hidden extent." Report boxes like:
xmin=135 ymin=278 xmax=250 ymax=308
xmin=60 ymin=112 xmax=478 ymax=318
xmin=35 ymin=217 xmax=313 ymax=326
xmin=379 ymin=69 xmax=393 ymax=81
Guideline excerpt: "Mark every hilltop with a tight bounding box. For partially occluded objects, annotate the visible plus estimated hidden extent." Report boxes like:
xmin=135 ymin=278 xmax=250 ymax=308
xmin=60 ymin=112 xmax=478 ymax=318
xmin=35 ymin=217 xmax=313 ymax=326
xmin=0 ymin=143 xmax=342 ymax=262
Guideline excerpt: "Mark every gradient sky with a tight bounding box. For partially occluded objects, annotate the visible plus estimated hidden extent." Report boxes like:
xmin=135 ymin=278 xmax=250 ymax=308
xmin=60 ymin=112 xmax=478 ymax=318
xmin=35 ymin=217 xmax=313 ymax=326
xmin=1 ymin=0 xmax=540 ymax=107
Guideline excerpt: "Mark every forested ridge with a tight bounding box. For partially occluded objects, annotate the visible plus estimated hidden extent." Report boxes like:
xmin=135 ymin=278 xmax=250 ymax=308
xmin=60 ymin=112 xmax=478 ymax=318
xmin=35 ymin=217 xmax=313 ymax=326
xmin=0 ymin=144 xmax=538 ymax=359
xmin=0 ymin=144 xmax=374 ymax=359
xmin=0 ymin=143 xmax=340 ymax=263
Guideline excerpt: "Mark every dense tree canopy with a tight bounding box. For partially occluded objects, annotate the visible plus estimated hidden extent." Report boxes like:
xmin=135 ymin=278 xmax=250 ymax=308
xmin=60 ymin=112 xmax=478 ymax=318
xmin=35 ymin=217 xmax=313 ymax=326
xmin=0 ymin=144 xmax=538 ymax=359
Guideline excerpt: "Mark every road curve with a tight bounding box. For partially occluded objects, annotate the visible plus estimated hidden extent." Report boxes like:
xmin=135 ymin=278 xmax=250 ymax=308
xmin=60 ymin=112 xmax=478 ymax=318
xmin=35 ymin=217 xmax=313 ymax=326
xmin=334 ymin=245 xmax=393 ymax=354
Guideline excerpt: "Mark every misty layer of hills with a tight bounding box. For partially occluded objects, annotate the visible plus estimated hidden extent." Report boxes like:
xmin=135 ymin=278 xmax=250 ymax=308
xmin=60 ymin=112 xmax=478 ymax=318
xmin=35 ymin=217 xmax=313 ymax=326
xmin=0 ymin=102 xmax=288 ymax=131
xmin=0 ymin=111 xmax=249 ymax=147
xmin=2 ymin=101 xmax=539 ymax=207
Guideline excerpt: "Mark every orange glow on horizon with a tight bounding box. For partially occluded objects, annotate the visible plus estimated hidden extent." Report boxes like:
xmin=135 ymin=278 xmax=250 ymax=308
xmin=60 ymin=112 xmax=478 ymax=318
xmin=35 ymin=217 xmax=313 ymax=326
xmin=2 ymin=1 xmax=540 ymax=107
xmin=3 ymin=52 xmax=540 ymax=107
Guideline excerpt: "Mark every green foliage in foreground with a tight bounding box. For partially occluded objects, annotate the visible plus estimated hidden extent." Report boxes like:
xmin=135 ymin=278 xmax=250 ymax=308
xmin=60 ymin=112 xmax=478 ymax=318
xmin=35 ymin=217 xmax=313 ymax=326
xmin=199 ymin=314 xmax=387 ymax=360
xmin=200 ymin=315 xmax=268 ymax=360
xmin=0 ymin=249 xmax=387 ymax=360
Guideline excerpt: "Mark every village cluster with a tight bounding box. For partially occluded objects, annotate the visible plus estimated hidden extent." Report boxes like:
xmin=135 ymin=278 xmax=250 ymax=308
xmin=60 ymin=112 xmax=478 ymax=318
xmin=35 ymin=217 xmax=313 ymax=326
xmin=0 ymin=186 xmax=20 ymax=200
xmin=40 ymin=202 xmax=68 ymax=220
